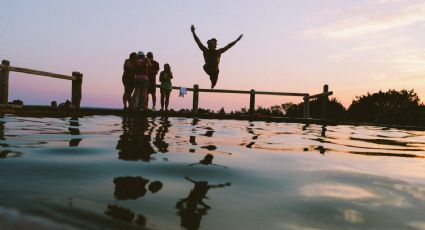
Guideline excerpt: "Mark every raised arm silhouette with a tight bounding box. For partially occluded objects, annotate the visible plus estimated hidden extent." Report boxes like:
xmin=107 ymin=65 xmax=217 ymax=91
xmin=191 ymin=25 xmax=243 ymax=88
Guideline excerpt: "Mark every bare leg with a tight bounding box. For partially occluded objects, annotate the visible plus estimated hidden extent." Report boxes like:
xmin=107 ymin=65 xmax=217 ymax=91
xmin=165 ymin=90 xmax=171 ymax=110
xmin=152 ymin=93 xmax=156 ymax=108
xmin=130 ymin=88 xmax=140 ymax=110
xmin=160 ymin=90 xmax=165 ymax=110
xmin=123 ymin=86 xmax=134 ymax=109
xmin=209 ymin=74 xmax=218 ymax=89
xmin=122 ymin=93 xmax=127 ymax=109
xmin=142 ymin=88 xmax=148 ymax=110
xmin=204 ymin=65 xmax=219 ymax=88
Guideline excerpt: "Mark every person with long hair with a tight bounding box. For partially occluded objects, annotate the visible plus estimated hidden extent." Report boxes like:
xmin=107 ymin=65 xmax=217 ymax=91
xmin=122 ymin=52 xmax=137 ymax=110
xmin=159 ymin=63 xmax=173 ymax=111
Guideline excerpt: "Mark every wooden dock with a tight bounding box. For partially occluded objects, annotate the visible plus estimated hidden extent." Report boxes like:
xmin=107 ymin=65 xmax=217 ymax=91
xmin=0 ymin=59 xmax=334 ymax=119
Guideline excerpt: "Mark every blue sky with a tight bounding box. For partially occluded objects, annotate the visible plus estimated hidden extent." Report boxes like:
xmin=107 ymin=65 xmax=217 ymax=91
xmin=2 ymin=0 xmax=425 ymax=110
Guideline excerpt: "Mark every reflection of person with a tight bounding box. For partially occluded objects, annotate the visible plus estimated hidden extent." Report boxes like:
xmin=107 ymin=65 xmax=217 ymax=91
xmin=105 ymin=204 xmax=147 ymax=227
xmin=188 ymin=154 xmax=228 ymax=168
xmin=131 ymin=51 xmax=151 ymax=110
xmin=176 ymin=177 xmax=231 ymax=230
xmin=114 ymin=176 xmax=163 ymax=200
xmin=153 ymin=117 xmax=171 ymax=153
xmin=146 ymin=52 xmax=160 ymax=111
xmin=114 ymin=176 xmax=150 ymax=200
xmin=0 ymin=116 xmax=4 ymax=141
xmin=122 ymin=52 xmax=137 ymax=110
xmin=116 ymin=116 xmax=156 ymax=161
xmin=321 ymin=125 xmax=327 ymax=137
xmin=159 ymin=64 xmax=173 ymax=111
xmin=190 ymin=25 xmax=243 ymax=88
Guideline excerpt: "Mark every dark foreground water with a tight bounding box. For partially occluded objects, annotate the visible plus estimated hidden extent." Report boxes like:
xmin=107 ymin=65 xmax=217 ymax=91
xmin=1 ymin=115 xmax=425 ymax=230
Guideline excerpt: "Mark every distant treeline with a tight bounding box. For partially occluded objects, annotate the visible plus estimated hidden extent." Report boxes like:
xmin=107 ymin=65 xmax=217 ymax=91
xmin=191 ymin=89 xmax=425 ymax=126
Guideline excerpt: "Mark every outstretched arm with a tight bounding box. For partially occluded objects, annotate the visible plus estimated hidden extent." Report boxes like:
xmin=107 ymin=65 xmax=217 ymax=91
xmin=184 ymin=176 xmax=197 ymax=184
xmin=191 ymin=25 xmax=207 ymax=52
xmin=220 ymin=34 xmax=243 ymax=53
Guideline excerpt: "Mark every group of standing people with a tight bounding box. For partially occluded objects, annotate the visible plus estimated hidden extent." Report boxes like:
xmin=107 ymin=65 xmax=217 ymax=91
xmin=122 ymin=51 xmax=173 ymax=111
xmin=121 ymin=25 xmax=243 ymax=112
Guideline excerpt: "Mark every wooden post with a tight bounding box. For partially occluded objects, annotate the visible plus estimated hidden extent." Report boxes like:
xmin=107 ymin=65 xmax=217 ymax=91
xmin=72 ymin=72 xmax=83 ymax=109
xmin=249 ymin=89 xmax=255 ymax=116
xmin=192 ymin=84 xmax=199 ymax=113
xmin=0 ymin=60 xmax=10 ymax=105
xmin=321 ymin=84 xmax=329 ymax=119
xmin=303 ymin=95 xmax=310 ymax=119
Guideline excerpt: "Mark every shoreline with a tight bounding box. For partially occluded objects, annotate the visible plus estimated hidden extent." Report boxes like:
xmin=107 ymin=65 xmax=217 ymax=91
xmin=1 ymin=105 xmax=424 ymax=131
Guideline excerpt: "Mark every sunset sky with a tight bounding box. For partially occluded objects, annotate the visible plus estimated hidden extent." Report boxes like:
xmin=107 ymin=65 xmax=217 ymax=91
xmin=2 ymin=0 xmax=425 ymax=111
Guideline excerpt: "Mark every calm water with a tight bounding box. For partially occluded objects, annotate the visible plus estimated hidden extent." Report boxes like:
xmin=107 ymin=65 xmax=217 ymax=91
xmin=1 ymin=115 xmax=425 ymax=230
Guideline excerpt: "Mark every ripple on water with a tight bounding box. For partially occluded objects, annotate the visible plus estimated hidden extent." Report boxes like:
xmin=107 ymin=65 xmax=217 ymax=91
xmin=1 ymin=115 xmax=425 ymax=229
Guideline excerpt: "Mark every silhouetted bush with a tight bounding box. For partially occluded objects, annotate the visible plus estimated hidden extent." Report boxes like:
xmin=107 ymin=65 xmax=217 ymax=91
xmin=186 ymin=89 xmax=425 ymax=126
xmin=346 ymin=89 xmax=425 ymax=125
xmin=285 ymin=98 xmax=346 ymax=121
xmin=255 ymin=105 xmax=286 ymax=116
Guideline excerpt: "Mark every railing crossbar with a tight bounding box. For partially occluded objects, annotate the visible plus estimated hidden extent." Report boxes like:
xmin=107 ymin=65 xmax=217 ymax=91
xmin=0 ymin=64 xmax=76 ymax=81
xmin=308 ymin=91 xmax=333 ymax=99
xmin=160 ymin=85 xmax=309 ymax=97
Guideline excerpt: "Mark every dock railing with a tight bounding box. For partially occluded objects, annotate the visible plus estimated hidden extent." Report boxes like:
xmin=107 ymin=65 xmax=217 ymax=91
xmin=0 ymin=59 xmax=83 ymax=108
xmin=163 ymin=84 xmax=333 ymax=119
xmin=0 ymin=59 xmax=333 ymax=119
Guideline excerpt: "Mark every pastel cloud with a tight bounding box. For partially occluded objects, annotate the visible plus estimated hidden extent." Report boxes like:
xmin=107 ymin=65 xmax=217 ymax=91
xmin=307 ymin=3 xmax=425 ymax=39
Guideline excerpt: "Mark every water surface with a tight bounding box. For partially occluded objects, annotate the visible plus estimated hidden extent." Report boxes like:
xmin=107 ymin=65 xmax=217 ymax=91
xmin=1 ymin=115 xmax=425 ymax=229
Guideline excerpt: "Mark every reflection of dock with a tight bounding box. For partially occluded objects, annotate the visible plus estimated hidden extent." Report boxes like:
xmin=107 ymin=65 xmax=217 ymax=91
xmin=3 ymin=105 xmax=425 ymax=131
xmin=1 ymin=105 xmax=338 ymax=124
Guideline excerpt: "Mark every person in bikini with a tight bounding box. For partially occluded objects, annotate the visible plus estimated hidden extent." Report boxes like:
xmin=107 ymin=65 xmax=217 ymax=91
xmin=121 ymin=52 xmax=137 ymax=110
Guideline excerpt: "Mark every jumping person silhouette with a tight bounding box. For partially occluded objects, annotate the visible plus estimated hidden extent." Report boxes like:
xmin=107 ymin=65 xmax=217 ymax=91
xmin=190 ymin=25 xmax=243 ymax=88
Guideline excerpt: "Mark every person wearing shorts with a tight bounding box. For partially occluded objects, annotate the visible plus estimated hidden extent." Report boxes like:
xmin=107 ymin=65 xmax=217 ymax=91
xmin=131 ymin=51 xmax=151 ymax=110
xmin=190 ymin=25 xmax=243 ymax=88
xmin=146 ymin=52 xmax=159 ymax=111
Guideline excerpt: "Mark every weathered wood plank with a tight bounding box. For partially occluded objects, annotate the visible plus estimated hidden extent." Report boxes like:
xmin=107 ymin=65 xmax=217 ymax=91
xmin=307 ymin=91 xmax=333 ymax=99
xmin=0 ymin=60 xmax=10 ymax=104
xmin=0 ymin=64 xmax=77 ymax=81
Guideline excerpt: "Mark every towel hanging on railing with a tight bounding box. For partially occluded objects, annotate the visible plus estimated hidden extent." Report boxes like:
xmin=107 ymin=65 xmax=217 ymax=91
xmin=179 ymin=87 xmax=187 ymax=97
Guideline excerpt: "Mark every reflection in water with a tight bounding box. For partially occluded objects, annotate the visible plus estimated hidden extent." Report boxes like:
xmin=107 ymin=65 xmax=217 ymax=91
xmin=108 ymin=176 xmax=163 ymax=227
xmin=200 ymin=145 xmax=217 ymax=151
xmin=153 ymin=117 xmax=171 ymax=153
xmin=114 ymin=176 xmax=163 ymax=200
xmin=114 ymin=176 xmax=149 ymax=200
xmin=350 ymin=137 xmax=413 ymax=147
xmin=200 ymin=127 xmax=214 ymax=137
xmin=190 ymin=136 xmax=197 ymax=145
xmin=316 ymin=145 xmax=326 ymax=155
xmin=116 ymin=116 xmax=156 ymax=161
xmin=0 ymin=150 xmax=23 ymax=158
xmin=0 ymin=115 xmax=5 ymax=140
xmin=176 ymin=177 xmax=231 ymax=230
xmin=245 ymin=122 xmax=259 ymax=148
xmin=321 ymin=125 xmax=327 ymax=137
xmin=3 ymin=115 xmax=425 ymax=229
xmin=105 ymin=205 xmax=147 ymax=227
xmin=0 ymin=116 xmax=23 ymax=158
xmin=191 ymin=118 xmax=199 ymax=126
xmin=148 ymin=181 xmax=163 ymax=193
xmin=69 ymin=117 xmax=82 ymax=147
xmin=188 ymin=154 xmax=228 ymax=168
